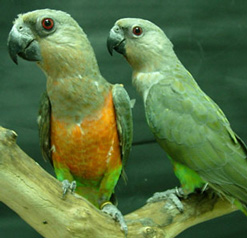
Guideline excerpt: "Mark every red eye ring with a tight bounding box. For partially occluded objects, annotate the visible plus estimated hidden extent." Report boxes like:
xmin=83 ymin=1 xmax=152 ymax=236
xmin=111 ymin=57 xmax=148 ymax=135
xmin=132 ymin=26 xmax=143 ymax=36
xmin=42 ymin=18 xmax=54 ymax=30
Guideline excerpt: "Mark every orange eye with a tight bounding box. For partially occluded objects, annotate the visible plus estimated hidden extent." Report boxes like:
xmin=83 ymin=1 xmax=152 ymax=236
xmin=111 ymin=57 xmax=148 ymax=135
xmin=42 ymin=18 xmax=54 ymax=30
xmin=132 ymin=26 xmax=143 ymax=36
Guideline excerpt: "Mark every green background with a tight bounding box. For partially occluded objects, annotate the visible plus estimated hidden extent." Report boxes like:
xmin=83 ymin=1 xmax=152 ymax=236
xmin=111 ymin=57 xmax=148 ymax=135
xmin=0 ymin=0 xmax=247 ymax=237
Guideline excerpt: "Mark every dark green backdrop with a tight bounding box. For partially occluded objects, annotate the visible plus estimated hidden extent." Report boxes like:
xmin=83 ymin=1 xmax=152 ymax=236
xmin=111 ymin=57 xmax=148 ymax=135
xmin=0 ymin=0 xmax=247 ymax=237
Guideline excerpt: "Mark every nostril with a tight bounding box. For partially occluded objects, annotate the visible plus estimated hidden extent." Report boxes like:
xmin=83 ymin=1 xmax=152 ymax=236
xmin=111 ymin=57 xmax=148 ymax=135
xmin=18 ymin=25 xmax=23 ymax=31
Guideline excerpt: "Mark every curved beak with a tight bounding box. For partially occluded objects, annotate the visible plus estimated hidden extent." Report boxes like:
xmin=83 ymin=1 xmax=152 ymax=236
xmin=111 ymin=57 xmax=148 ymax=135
xmin=7 ymin=23 xmax=42 ymax=64
xmin=107 ymin=25 xmax=126 ymax=56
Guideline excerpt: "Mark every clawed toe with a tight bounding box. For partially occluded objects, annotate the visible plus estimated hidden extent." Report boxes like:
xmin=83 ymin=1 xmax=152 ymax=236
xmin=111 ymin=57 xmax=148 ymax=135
xmin=101 ymin=202 xmax=128 ymax=237
xmin=147 ymin=187 xmax=185 ymax=212
xmin=62 ymin=180 xmax=77 ymax=198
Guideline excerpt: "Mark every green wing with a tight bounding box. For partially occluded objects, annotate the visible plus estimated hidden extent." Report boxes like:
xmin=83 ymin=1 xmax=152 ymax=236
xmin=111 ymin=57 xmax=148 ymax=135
xmin=112 ymin=84 xmax=133 ymax=174
xmin=145 ymin=67 xmax=247 ymax=204
xmin=37 ymin=91 xmax=52 ymax=165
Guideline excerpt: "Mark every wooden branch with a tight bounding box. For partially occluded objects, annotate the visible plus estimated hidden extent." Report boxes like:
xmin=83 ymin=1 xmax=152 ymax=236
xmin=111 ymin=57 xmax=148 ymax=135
xmin=0 ymin=126 xmax=238 ymax=238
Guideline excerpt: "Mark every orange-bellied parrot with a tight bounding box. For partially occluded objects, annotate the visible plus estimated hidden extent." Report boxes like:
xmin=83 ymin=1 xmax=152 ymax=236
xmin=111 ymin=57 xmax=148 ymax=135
xmin=7 ymin=10 xmax=133 ymax=234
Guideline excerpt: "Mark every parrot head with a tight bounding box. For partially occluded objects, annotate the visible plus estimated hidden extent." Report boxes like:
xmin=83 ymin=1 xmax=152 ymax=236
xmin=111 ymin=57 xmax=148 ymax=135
xmin=7 ymin=9 xmax=97 ymax=77
xmin=107 ymin=18 xmax=174 ymax=72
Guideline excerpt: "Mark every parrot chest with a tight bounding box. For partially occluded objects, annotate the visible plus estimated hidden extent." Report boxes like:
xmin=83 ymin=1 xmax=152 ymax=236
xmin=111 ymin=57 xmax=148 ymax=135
xmin=46 ymin=75 xmax=108 ymax=121
xmin=50 ymin=92 xmax=121 ymax=182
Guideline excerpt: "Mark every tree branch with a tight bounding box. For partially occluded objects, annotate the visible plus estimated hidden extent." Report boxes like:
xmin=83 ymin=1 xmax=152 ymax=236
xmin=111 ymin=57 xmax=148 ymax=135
xmin=0 ymin=126 xmax=238 ymax=238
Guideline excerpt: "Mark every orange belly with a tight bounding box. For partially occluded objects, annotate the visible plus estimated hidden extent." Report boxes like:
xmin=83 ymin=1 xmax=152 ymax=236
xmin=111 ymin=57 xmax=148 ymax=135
xmin=50 ymin=92 xmax=122 ymax=183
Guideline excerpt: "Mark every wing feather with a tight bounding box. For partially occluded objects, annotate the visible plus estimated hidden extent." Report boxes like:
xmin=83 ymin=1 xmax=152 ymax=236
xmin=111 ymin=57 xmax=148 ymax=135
xmin=112 ymin=84 xmax=133 ymax=177
xmin=145 ymin=68 xmax=247 ymax=203
xmin=37 ymin=91 xmax=52 ymax=165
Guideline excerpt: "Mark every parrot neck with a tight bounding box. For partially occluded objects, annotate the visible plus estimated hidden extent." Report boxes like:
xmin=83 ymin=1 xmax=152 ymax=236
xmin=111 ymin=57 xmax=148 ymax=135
xmin=126 ymin=36 xmax=177 ymax=73
xmin=37 ymin=37 xmax=101 ymax=80
xmin=46 ymin=73 xmax=110 ymax=123
xmin=132 ymin=52 xmax=180 ymax=102
xmin=132 ymin=71 xmax=165 ymax=102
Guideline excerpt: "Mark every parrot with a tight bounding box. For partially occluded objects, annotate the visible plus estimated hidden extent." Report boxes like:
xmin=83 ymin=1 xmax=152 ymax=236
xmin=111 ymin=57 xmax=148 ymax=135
xmin=7 ymin=9 xmax=133 ymax=234
xmin=107 ymin=18 xmax=247 ymax=214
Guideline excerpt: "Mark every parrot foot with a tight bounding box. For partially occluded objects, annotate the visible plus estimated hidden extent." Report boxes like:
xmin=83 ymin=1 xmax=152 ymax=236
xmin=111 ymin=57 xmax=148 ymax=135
xmin=147 ymin=187 xmax=185 ymax=212
xmin=62 ymin=180 xmax=77 ymax=199
xmin=101 ymin=202 xmax=128 ymax=237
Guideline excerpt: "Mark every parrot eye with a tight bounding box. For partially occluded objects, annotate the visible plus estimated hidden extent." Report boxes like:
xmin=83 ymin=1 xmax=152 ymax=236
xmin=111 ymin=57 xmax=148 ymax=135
xmin=42 ymin=18 xmax=54 ymax=30
xmin=132 ymin=26 xmax=143 ymax=36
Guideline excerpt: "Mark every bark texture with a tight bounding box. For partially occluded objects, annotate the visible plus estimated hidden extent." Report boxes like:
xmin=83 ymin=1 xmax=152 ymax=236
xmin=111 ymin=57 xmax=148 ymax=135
xmin=0 ymin=126 xmax=237 ymax=238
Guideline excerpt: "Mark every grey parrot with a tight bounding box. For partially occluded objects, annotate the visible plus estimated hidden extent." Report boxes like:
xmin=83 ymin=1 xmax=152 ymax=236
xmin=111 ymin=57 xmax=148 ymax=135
xmin=107 ymin=18 xmax=247 ymax=214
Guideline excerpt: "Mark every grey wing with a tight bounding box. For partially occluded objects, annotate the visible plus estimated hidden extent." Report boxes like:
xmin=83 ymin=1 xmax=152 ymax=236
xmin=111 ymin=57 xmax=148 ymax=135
xmin=112 ymin=84 xmax=133 ymax=171
xmin=145 ymin=72 xmax=247 ymax=203
xmin=37 ymin=91 xmax=52 ymax=165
